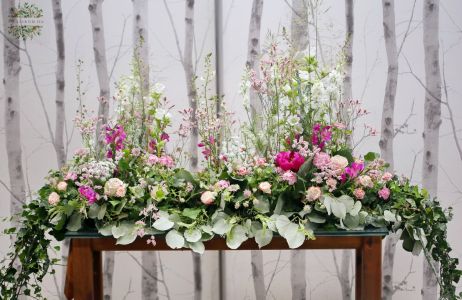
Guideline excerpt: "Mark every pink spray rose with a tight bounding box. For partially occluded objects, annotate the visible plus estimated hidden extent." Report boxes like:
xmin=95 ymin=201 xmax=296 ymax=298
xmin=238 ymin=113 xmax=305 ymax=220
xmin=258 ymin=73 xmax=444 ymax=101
xmin=353 ymin=188 xmax=365 ymax=200
xmin=378 ymin=187 xmax=390 ymax=200
xmin=275 ymin=151 xmax=305 ymax=172
xmin=201 ymin=191 xmax=216 ymax=205
xmin=306 ymin=186 xmax=322 ymax=202
xmin=281 ymin=171 xmax=297 ymax=185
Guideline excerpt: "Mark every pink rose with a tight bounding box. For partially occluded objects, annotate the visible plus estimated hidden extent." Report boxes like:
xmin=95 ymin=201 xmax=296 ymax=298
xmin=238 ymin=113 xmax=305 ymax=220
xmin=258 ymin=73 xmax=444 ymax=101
xmin=48 ymin=192 xmax=60 ymax=205
xmin=330 ymin=155 xmax=349 ymax=170
xmin=258 ymin=182 xmax=272 ymax=194
xmin=378 ymin=187 xmax=390 ymax=200
xmin=57 ymin=181 xmax=68 ymax=192
xmin=116 ymin=186 xmax=126 ymax=197
xmin=243 ymin=189 xmax=252 ymax=199
xmin=215 ymin=180 xmax=230 ymax=190
xmin=353 ymin=188 xmax=365 ymax=200
xmin=358 ymin=175 xmax=374 ymax=188
xmin=201 ymin=191 xmax=216 ymax=205
xmin=281 ymin=171 xmax=297 ymax=185
xmin=306 ymin=186 xmax=322 ymax=202
xmin=313 ymin=152 xmax=331 ymax=169
xmin=275 ymin=151 xmax=305 ymax=172
xmin=382 ymin=172 xmax=393 ymax=182
xmin=236 ymin=166 xmax=250 ymax=176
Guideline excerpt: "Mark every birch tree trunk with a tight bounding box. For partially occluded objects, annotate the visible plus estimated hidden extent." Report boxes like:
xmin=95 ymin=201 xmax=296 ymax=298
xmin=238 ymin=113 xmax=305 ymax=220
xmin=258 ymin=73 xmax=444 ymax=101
xmin=246 ymin=1 xmax=266 ymax=299
xmin=51 ymin=0 xmax=66 ymax=168
xmin=379 ymin=1 xmax=399 ymax=299
xmin=422 ymin=0 xmax=442 ymax=299
xmin=182 ymin=2 xmax=202 ymax=299
xmin=291 ymin=0 xmax=309 ymax=53
xmin=89 ymin=0 xmax=110 ymax=151
xmin=289 ymin=2 xmax=308 ymax=299
xmin=338 ymin=1 xmax=354 ymax=299
xmin=2 ymin=0 xmax=25 ymax=224
xmin=246 ymin=0 xmax=264 ymax=127
xmin=89 ymin=1 xmax=113 ymax=298
xmin=290 ymin=251 xmax=306 ymax=300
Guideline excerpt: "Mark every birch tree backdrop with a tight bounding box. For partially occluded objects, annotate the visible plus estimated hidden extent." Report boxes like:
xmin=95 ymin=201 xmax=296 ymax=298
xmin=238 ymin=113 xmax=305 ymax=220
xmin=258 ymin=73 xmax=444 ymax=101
xmin=1 ymin=0 xmax=462 ymax=299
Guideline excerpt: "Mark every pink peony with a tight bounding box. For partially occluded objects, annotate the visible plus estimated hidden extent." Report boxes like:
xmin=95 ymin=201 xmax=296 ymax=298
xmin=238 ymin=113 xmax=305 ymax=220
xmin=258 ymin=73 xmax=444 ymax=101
xmin=353 ymin=188 xmax=365 ymax=200
xmin=281 ymin=171 xmax=297 ymax=185
xmin=313 ymin=152 xmax=331 ymax=169
xmin=275 ymin=151 xmax=305 ymax=172
xmin=378 ymin=187 xmax=390 ymax=200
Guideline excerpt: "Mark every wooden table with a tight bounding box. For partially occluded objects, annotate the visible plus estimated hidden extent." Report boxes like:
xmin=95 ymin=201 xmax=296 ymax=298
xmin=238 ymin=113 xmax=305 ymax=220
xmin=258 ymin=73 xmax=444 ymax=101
xmin=64 ymin=230 xmax=387 ymax=300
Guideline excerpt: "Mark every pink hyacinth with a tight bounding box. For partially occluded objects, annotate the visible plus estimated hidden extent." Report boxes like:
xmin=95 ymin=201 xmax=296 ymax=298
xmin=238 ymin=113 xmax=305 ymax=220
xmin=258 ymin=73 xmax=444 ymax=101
xmin=378 ymin=187 xmax=390 ymax=200
xmin=78 ymin=185 xmax=98 ymax=204
xmin=275 ymin=151 xmax=305 ymax=172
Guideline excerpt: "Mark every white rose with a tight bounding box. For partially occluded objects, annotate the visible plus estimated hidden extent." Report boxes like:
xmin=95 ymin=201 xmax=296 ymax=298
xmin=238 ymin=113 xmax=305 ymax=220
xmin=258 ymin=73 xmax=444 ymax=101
xmin=201 ymin=191 xmax=216 ymax=205
xmin=57 ymin=181 xmax=68 ymax=192
xmin=306 ymin=186 xmax=322 ymax=202
xmin=330 ymin=155 xmax=349 ymax=170
xmin=104 ymin=178 xmax=126 ymax=197
xmin=258 ymin=182 xmax=272 ymax=194
xmin=48 ymin=192 xmax=60 ymax=206
xmin=358 ymin=175 xmax=374 ymax=188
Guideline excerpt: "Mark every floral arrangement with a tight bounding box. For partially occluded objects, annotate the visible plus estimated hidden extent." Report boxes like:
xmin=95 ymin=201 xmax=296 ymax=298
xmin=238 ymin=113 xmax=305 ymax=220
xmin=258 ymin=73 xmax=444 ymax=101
xmin=1 ymin=45 xmax=461 ymax=299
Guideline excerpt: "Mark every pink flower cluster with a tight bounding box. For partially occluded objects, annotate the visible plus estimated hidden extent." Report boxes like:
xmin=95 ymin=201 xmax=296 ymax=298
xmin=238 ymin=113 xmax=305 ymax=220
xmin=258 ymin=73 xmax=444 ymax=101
xmin=311 ymin=124 xmax=332 ymax=150
xmin=105 ymin=124 xmax=126 ymax=158
xmin=78 ymin=185 xmax=98 ymax=204
xmin=146 ymin=154 xmax=175 ymax=168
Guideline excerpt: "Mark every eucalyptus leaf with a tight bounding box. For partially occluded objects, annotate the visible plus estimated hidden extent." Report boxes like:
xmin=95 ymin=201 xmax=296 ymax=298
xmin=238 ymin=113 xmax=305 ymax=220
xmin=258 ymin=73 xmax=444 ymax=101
xmin=254 ymin=196 xmax=270 ymax=214
xmin=116 ymin=230 xmax=137 ymax=245
xmin=212 ymin=218 xmax=231 ymax=235
xmin=255 ymin=228 xmax=273 ymax=248
xmin=226 ymin=225 xmax=248 ymax=249
xmin=153 ymin=216 xmax=174 ymax=231
xmin=165 ymin=230 xmax=185 ymax=249
xmin=66 ymin=213 xmax=82 ymax=231
xmin=184 ymin=229 xmax=202 ymax=243
xmin=188 ymin=241 xmax=205 ymax=254
xmin=98 ymin=224 xmax=113 ymax=236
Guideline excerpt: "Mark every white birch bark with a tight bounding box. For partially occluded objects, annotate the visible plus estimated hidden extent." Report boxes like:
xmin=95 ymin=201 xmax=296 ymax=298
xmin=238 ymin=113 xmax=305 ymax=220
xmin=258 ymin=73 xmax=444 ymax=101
xmin=89 ymin=0 xmax=110 ymax=150
xmin=2 ymin=0 xmax=25 ymax=223
xmin=51 ymin=0 xmax=66 ymax=168
xmin=290 ymin=2 xmax=308 ymax=299
xmin=246 ymin=1 xmax=266 ymax=299
xmin=422 ymin=0 xmax=442 ymax=299
xmin=251 ymin=250 xmax=266 ymax=300
xmin=337 ymin=2 xmax=354 ymax=299
xmin=182 ymin=2 xmax=202 ymax=299
xmin=290 ymin=251 xmax=306 ymax=300
xmin=246 ymin=0 xmax=264 ymax=126
xmin=380 ymin=1 xmax=399 ymax=299
xmin=89 ymin=1 xmax=113 ymax=298
xmin=291 ymin=0 xmax=309 ymax=53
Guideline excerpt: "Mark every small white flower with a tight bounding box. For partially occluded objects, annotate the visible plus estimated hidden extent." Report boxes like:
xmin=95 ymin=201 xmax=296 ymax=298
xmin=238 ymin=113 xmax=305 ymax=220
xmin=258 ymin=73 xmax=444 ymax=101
xmin=154 ymin=108 xmax=171 ymax=121
xmin=153 ymin=82 xmax=165 ymax=94
xmin=287 ymin=115 xmax=300 ymax=127
xmin=298 ymin=70 xmax=310 ymax=81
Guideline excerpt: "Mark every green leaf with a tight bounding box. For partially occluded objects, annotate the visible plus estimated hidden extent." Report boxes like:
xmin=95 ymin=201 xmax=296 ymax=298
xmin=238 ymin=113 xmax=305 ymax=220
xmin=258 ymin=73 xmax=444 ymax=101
xmin=98 ymin=204 xmax=107 ymax=220
xmin=112 ymin=222 xmax=134 ymax=239
xmin=182 ymin=208 xmax=201 ymax=220
xmin=188 ymin=241 xmax=205 ymax=254
xmin=88 ymin=204 xmax=100 ymax=219
xmin=98 ymin=223 xmax=113 ymax=236
xmin=254 ymin=196 xmax=270 ymax=214
xmin=255 ymin=228 xmax=273 ymax=248
xmin=116 ymin=230 xmax=137 ymax=245
xmin=364 ymin=152 xmax=378 ymax=162
xmin=274 ymin=194 xmax=285 ymax=215
xmin=66 ymin=213 xmax=82 ymax=231
xmin=350 ymin=201 xmax=362 ymax=216
xmin=166 ymin=230 xmax=185 ymax=249
xmin=226 ymin=225 xmax=247 ymax=249
xmin=297 ymin=157 xmax=313 ymax=177
xmin=384 ymin=210 xmax=397 ymax=223
xmin=212 ymin=218 xmax=231 ymax=235
xmin=184 ymin=229 xmax=202 ymax=243
xmin=307 ymin=212 xmax=326 ymax=223
xmin=153 ymin=214 xmax=174 ymax=231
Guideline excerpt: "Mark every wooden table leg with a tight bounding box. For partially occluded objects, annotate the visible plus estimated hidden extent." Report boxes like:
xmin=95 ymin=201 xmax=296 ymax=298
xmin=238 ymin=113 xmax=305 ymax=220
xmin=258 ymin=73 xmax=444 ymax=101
xmin=64 ymin=240 xmax=74 ymax=299
xmin=357 ymin=236 xmax=382 ymax=300
xmin=72 ymin=239 xmax=103 ymax=300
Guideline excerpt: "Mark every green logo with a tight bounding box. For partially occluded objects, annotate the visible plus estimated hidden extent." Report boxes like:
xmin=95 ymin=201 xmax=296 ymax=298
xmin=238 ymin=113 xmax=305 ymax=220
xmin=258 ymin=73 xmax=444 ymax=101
xmin=8 ymin=2 xmax=44 ymax=40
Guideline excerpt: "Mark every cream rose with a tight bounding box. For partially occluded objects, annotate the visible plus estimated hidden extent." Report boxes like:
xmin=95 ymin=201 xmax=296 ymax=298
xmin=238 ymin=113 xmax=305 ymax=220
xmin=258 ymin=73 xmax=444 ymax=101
xmin=104 ymin=178 xmax=126 ymax=197
xmin=48 ymin=192 xmax=60 ymax=205
xmin=330 ymin=155 xmax=349 ymax=170
xmin=306 ymin=186 xmax=322 ymax=202
xmin=57 ymin=181 xmax=68 ymax=192
xmin=358 ymin=175 xmax=374 ymax=188
xmin=201 ymin=191 xmax=216 ymax=205
xmin=258 ymin=182 xmax=272 ymax=194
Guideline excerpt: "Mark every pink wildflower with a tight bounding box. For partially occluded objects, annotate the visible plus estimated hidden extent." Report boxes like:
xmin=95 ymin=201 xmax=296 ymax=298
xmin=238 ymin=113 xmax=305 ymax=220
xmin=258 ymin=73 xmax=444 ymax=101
xmin=281 ymin=171 xmax=297 ymax=185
